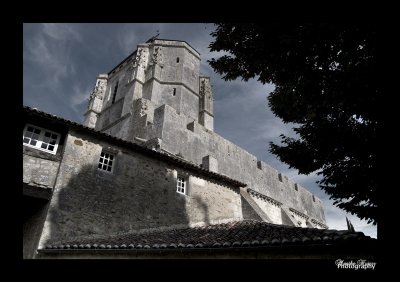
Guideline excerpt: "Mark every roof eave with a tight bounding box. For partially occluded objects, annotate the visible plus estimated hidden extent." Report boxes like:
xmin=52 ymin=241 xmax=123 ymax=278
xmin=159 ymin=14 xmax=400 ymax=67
xmin=23 ymin=106 xmax=246 ymax=188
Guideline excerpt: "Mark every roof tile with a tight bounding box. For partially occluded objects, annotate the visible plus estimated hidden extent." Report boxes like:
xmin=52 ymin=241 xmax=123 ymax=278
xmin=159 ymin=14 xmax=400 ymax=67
xmin=44 ymin=220 xmax=376 ymax=251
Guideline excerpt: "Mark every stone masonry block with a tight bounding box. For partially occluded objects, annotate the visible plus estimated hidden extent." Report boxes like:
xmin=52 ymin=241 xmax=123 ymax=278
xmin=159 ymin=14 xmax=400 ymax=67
xmin=202 ymin=155 xmax=218 ymax=173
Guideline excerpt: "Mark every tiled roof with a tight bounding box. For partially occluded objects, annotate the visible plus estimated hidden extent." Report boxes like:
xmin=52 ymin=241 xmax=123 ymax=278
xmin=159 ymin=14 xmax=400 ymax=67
xmin=42 ymin=220 xmax=375 ymax=251
xmin=23 ymin=106 xmax=246 ymax=188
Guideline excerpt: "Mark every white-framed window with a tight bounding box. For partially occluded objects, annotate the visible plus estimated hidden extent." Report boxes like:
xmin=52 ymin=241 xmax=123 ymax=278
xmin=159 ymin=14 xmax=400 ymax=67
xmin=176 ymin=176 xmax=186 ymax=195
xmin=98 ymin=151 xmax=114 ymax=172
xmin=23 ymin=124 xmax=60 ymax=155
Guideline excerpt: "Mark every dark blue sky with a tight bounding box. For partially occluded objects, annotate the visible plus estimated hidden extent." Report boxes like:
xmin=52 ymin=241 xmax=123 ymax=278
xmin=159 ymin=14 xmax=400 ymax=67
xmin=23 ymin=23 xmax=376 ymax=238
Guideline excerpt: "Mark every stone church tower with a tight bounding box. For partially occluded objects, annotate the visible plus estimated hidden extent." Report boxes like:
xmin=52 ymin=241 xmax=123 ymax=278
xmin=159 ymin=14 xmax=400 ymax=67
xmin=83 ymin=38 xmax=327 ymax=228
xmin=84 ymin=39 xmax=213 ymax=135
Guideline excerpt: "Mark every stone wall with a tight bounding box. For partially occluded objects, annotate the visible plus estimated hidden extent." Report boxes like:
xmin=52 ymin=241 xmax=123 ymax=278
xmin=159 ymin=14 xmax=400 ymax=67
xmin=96 ymin=97 xmax=124 ymax=130
xmin=84 ymin=38 xmax=326 ymax=226
xmin=288 ymin=208 xmax=311 ymax=228
xmin=95 ymin=39 xmax=201 ymax=137
xmin=250 ymin=195 xmax=283 ymax=224
xmin=95 ymin=52 xmax=136 ymax=131
xmin=148 ymin=103 xmax=325 ymax=223
xmin=23 ymin=154 xmax=60 ymax=189
xmin=38 ymin=129 xmax=242 ymax=248
xmin=23 ymin=195 xmax=49 ymax=259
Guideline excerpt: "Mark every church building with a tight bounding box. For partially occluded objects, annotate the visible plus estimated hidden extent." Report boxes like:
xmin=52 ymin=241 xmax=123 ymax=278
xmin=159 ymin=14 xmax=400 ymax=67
xmin=23 ymin=38 xmax=375 ymax=259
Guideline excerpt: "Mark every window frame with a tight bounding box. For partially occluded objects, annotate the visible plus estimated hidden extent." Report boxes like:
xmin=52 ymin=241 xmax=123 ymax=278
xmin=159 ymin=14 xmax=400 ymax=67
xmin=97 ymin=150 xmax=115 ymax=173
xmin=176 ymin=176 xmax=186 ymax=195
xmin=22 ymin=124 xmax=61 ymax=155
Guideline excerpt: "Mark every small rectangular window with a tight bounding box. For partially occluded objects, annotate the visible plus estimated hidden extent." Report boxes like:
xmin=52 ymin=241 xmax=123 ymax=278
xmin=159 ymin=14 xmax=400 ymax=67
xmin=98 ymin=151 xmax=114 ymax=172
xmin=172 ymin=88 xmax=176 ymax=96
xmin=176 ymin=176 xmax=186 ymax=195
xmin=278 ymin=173 xmax=283 ymax=182
xmin=23 ymin=124 xmax=60 ymax=154
xmin=312 ymin=195 xmax=315 ymax=202
xmin=176 ymin=57 xmax=180 ymax=63
xmin=112 ymin=80 xmax=119 ymax=104
xmin=294 ymin=183 xmax=298 ymax=191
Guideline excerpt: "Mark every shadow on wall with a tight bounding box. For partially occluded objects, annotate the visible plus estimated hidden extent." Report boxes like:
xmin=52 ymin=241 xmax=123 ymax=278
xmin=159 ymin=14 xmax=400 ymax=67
xmin=281 ymin=209 xmax=296 ymax=226
xmin=192 ymin=195 xmax=210 ymax=225
xmin=23 ymin=195 xmax=50 ymax=259
xmin=44 ymin=162 xmax=192 ymax=245
xmin=240 ymin=195 xmax=263 ymax=221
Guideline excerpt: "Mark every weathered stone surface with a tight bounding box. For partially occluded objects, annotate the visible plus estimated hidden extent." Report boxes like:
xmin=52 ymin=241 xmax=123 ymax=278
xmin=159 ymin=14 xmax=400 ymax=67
xmin=83 ymin=74 xmax=108 ymax=128
xmin=23 ymin=38 xmax=328 ymax=258
xmin=202 ymin=155 xmax=218 ymax=173
xmin=23 ymin=154 xmax=59 ymax=189
xmin=83 ymin=38 xmax=326 ymax=224
xmin=38 ymin=129 xmax=242 ymax=248
xmin=152 ymin=103 xmax=325 ymax=222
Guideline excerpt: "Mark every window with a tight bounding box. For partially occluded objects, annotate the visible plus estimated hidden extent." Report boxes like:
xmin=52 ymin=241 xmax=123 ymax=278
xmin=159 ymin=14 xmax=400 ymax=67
xmin=294 ymin=183 xmax=298 ymax=191
xmin=172 ymin=88 xmax=176 ymax=96
xmin=176 ymin=176 xmax=186 ymax=195
xmin=98 ymin=151 xmax=114 ymax=172
xmin=312 ymin=195 xmax=315 ymax=202
xmin=176 ymin=57 xmax=180 ymax=63
xmin=23 ymin=124 xmax=60 ymax=154
xmin=278 ymin=173 xmax=283 ymax=182
xmin=111 ymin=80 xmax=119 ymax=104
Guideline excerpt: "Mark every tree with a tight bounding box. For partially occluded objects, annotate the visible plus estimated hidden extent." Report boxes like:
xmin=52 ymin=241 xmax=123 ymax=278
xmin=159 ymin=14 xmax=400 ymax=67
xmin=208 ymin=23 xmax=377 ymax=224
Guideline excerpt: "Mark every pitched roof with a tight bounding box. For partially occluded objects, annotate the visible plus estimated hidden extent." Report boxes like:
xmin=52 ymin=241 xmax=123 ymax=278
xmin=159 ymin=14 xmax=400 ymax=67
xmin=23 ymin=106 xmax=246 ymax=188
xmin=42 ymin=220 xmax=375 ymax=251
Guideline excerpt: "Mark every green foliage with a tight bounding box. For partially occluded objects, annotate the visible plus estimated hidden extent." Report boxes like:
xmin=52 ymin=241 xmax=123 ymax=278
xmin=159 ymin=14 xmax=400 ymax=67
xmin=209 ymin=23 xmax=377 ymax=224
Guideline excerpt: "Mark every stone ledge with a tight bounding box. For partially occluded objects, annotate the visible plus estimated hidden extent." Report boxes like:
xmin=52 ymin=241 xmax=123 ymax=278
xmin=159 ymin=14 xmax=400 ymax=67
xmin=247 ymin=188 xmax=282 ymax=207
xmin=310 ymin=219 xmax=329 ymax=229
xmin=289 ymin=207 xmax=309 ymax=220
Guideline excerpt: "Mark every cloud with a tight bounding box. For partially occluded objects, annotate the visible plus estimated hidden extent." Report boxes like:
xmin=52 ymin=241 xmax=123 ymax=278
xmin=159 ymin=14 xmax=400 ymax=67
xmin=116 ymin=26 xmax=138 ymax=55
xmin=24 ymin=32 xmax=66 ymax=89
xmin=23 ymin=23 xmax=81 ymax=92
xmin=70 ymin=83 xmax=93 ymax=118
xmin=23 ymin=24 xmax=101 ymax=122
xmin=42 ymin=23 xmax=82 ymax=41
